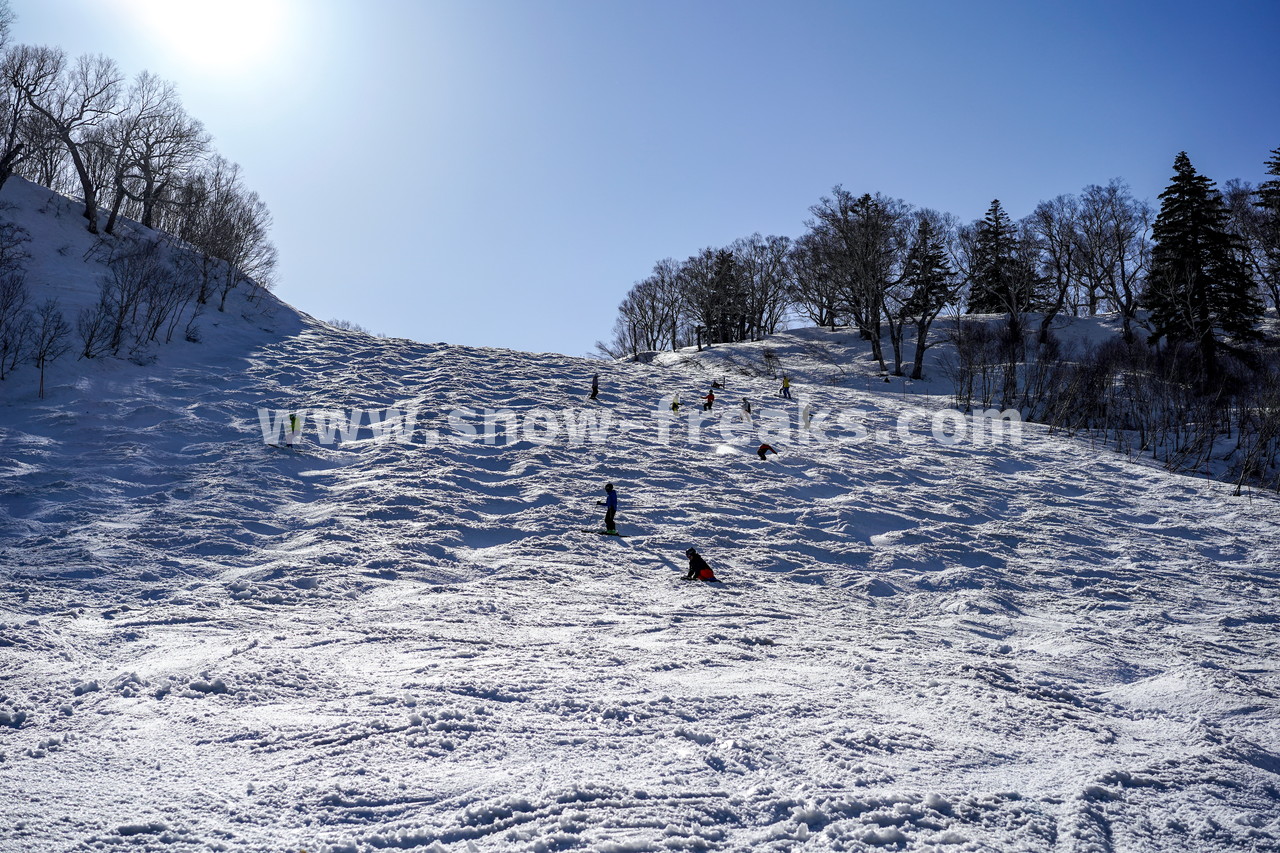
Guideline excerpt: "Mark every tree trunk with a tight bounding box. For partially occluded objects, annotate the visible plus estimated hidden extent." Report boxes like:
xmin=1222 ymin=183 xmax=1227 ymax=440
xmin=1039 ymin=282 xmax=1068 ymax=345
xmin=104 ymin=168 xmax=127 ymax=235
xmin=62 ymin=137 xmax=100 ymax=234
xmin=140 ymin=166 xmax=157 ymax=228
xmin=0 ymin=143 xmax=24 ymax=194
xmin=868 ymin=329 xmax=886 ymax=372
xmin=885 ymin=314 xmax=904 ymax=376
xmin=911 ymin=319 xmax=929 ymax=380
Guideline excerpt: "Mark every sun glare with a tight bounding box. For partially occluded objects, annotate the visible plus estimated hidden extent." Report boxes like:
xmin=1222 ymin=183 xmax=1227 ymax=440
xmin=120 ymin=0 xmax=292 ymax=77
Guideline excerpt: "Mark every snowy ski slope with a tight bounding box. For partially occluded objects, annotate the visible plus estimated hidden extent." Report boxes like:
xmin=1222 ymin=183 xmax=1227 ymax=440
xmin=2 ymin=181 xmax=1279 ymax=852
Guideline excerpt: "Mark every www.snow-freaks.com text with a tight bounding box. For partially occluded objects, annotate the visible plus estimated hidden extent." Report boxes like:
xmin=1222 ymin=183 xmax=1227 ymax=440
xmin=255 ymin=401 xmax=1022 ymax=449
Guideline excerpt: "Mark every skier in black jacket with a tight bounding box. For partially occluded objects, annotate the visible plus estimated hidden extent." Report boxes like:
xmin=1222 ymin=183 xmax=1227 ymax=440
xmin=684 ymin=548 xmax=718 ymax=581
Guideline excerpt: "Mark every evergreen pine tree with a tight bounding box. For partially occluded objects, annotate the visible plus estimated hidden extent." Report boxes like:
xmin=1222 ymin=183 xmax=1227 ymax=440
xmin=1255 ymin=146 xmax=1280 ymax=308
xmin=1258 ymin=146 xmax=1280 ymax=213
xmin=1144 ymin=151 xmax=1262 ymax=381
xmin=902 ymin=220 xmax=953 ymax=311
xmin=709 ymin=248 xmax=740 ymax=344
xmin=966 ymin=200 xmax=1023 ymax=313
xmin=900 ymin=218 xmax=957 ymax=379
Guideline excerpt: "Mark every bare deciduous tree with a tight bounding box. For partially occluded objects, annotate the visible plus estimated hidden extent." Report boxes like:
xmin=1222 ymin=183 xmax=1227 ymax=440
xmin=0 ymin=268 xmax=28 ymax=378
xmin=788 ymin=230 xmax=841 ymax=330
xmin=731 ymin=233 xmax=792 ymax=341
xmin=173 ymin=156 xmax=276 ymax=310
xmin=1026 ymin=194 xmax=1081 ymax=345
xmin=649 ymin=257 xmax=687 ymax=350
xmin=619 ymin=277 xmax=668 ymax=354
xmin=805 ymin=188 xmax=911 ymax=371
xmin=101 ymin=235 xmax=164 ymax=353
xmin=1222 ymin=177 xmax=1276 ymax=311
xmin=677 ymin=247 xmax=725 ymax=349
xmin=0 ymin=0 xmax=23 ymax=191
xmin=3 ymin=46 xmax=122 ymax=233
xmin=76 ymin=298 xmax=111 ymax=359
xmin=1076 ymin=180 xmax=1150 ymax=341
xmin=0 ymin=2 xmax=13 ymax=51
xmin=97 ymin=71 xmax=207 ymax=233
xmin=29 ymin=296 xmax=69 ymax=397
xmin=16 ymin=110 xmax=69 ymax=191
xmin=219 ymin=185 xmax=276 ymax=308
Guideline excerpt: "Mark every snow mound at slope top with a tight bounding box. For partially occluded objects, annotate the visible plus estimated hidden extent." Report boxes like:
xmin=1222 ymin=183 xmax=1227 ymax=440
xmin=2 ymin=298 xmax=1280 ymax=847
xmin=650 ymin=315 xmax=1148 ymax=399
xmin=0 ymin=175 xmax=306 ymax=405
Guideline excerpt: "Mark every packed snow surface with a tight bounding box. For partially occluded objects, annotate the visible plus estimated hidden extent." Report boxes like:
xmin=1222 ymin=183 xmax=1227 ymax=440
xmin=2 ymin=186 xmax=1279 ymax=851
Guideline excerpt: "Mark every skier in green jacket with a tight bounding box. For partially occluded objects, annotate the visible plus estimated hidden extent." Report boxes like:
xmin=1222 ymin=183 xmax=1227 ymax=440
xmin=285 ymin=412 xmax=303 ymax=448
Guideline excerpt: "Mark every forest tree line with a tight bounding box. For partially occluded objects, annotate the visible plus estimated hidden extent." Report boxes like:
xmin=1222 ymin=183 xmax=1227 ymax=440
xmin=600 ymin=151 xmax=1280 ymax=380
xmin=0 ymin=2 xmax=278 ymax=395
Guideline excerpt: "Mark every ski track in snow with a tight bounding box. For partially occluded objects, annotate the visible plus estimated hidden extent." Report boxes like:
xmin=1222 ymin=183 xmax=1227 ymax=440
xmin=3 ymin=314 xmax=1280 ymax=852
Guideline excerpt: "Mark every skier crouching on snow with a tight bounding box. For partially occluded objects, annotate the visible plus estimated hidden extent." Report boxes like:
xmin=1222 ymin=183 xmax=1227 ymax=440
xmin=757 ymin=443 xmax=776 ymax=461
xmin=596 ymin=482 xmax=618 ymax=533
xmin=684 ymin=548 xmax=718 ymax=581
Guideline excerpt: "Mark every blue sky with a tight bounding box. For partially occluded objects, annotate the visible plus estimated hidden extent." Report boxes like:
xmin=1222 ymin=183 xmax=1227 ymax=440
xmin=10 ymin=0 xmax=1280 ymax=355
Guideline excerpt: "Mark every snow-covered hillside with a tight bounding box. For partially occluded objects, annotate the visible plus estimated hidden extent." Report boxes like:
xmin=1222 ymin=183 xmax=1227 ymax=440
xmin=2 ymin=185 xmax=1279 ymax=852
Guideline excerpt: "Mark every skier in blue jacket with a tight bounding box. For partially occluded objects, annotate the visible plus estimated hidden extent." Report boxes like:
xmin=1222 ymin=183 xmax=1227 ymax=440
xmin=596 ymin=482 xmax=618 ymax=533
